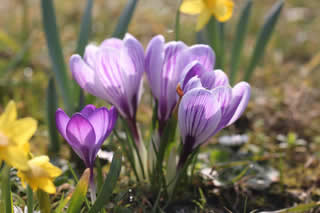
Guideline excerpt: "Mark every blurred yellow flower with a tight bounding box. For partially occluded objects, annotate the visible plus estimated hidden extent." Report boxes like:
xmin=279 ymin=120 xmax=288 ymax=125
xmin=180 ymin=0 xmax=234 ymax=31
xmin=17 ymin=155 xmax=62 ymax=194
xmin=0 ymin=101 xmax=37 ymax=170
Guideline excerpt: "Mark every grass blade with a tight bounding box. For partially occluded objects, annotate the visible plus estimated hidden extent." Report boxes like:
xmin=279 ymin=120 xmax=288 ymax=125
xmin=1 ymin=165 xmax=13 ymax=213
xmin=243 ymin=0 xmax=284 ymax=82
xmin=230 ymin=0 xmax=253 ymax=85
xmin=88 ymin=152 xmax=122 ymax=213
xmin=67 ymin=169 xmax=91 ymax=213
xmin=112 ymin=0 xmax=139 ymax=38
xmin=175 ymin=8 xmax=181 ymax=41
xmin=46 ymin=77 xmax=60 ymax=154
xmin=218 ymin=22 xmax=225 ymax=69
xmin=207 ymin=18 xmax=224 ymax=69
xmin=76 ymin=0 xmax=94 ymax=56
xmin=41 ymin=0 xmax=73 ymax=113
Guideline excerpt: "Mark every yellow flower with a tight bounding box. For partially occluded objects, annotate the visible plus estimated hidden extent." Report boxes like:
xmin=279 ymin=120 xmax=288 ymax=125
xmin=0 ymin=101 xmax=37 ymax=170
xmin=180 ymin=0 xmax=234 ymax=31
xmin=17 ymin=155 xmax=62 ymax=194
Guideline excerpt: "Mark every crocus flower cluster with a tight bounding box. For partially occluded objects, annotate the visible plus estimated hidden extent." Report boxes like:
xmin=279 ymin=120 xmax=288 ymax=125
xmin=65 ymin=33 xmax=250 ymax=181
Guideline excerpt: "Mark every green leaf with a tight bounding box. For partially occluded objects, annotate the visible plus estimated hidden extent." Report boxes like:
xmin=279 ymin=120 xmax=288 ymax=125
xmin=67 ymin=168 xmax=91 ymax=213
xmin=243 ymin=0 xmax=284 ymax=82
xmin=46 ymin=77 xmax=60 ymax=154
xmin=41 ymin=0 xmax=73 ymax=113
xmin=112 ymin=0 xmax=139 ymax=38
xmin=54 ymin=193 xmax=70 ymax=213
xmin=259 ymin=202 xmax=320 ymax=213
xmin=76 ymin=0 xmax=94 ymax=56
xmin=230 ymin=0 xmax=253 ymax=85
xmin=1 ymin=165 xmax=13 ymax=213
xmin=207 ymin=18 xmax=224 ymax=69
xmin=175 ymin=8 xmax=181 ymax=41
xmin=88 ymin=152 xmax=122 ymax=213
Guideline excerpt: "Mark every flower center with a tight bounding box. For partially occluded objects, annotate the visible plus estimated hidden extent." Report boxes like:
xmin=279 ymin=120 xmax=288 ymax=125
xmin=0 ymin=132 xmax=8 ymax=146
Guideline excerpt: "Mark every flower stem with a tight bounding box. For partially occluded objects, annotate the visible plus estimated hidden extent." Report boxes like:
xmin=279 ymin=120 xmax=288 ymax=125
xmin=89 ymin=167 xmax=96 ymax=203
xmin=126 ymin=118 xmax=140 ymax=146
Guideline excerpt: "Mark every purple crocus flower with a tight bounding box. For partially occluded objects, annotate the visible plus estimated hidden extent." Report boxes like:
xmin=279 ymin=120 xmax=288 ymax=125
xmin=70 ymin=34 xmax=144 ymax=143
xmin=56 ymin=104 xmax=117 ymax=169
xmin=145 ymin=35 xmax=215 ymax=130
xmin=56 ymin=104 xmax=117 ymax=201
xmin=177 ymin=78 xmax=251 ymax=168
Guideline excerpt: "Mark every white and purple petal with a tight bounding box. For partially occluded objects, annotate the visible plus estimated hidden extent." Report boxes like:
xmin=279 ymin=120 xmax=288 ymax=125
xmin=158 ymin=41 xmax=187 ymax=121
xmin=180 ymin=61 xmax=206 ymax=92
xmin=178 ymin=88 xmax=222 ymax=149
xmin=225 ymin=82 xmax=251 ymax=126
xmin=55 ymin=109 xmax=70 ymax=140
xmin=145 ymin=35 xmax=165 ymax=99
xmin=177 ymin=44 xmax=215 ymax=75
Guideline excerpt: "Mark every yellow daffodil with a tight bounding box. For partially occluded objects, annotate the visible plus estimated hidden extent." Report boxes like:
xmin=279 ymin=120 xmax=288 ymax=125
xmin=180 ymin=0 xmax=234 ymax=31
xmin=0 ymin=101 xmax=37 ymax=170
xmin=17 ymin=155 xmax=62 ymax=194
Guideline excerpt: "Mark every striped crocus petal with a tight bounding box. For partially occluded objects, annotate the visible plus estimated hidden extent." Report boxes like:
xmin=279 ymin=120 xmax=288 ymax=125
xmin=224 ymin=82 xmax=251 ymax=127
xmin=178 ymin=88 xmax=222 ymax=149
xmin=180 ymin=61 xmax=206 ymax=93
xmin=145 ymin=35 xmax=165 ymax=100
xmin=145 ymin=35 xmax=187 ymax=121
xmin=70 ymin=55 xmax=107 ymax=101
xmin=83 ymin=44 xmax=99 ymax=69
xmin=183 ymin=76 xmax=203 ymax=93
xmin=177 ymin=44 xmax=215 ymax=77
xmin=95 ymin=34 xmax=144 ymax=119
xmin=71 ymin=33 xmax=144 ymax=120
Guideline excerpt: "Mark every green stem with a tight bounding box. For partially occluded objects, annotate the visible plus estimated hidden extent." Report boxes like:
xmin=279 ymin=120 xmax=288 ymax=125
xmin=27 ymin=185 xmax=33 ymax=213
xmin=37 ymin=190 xmax=51 ymax=213
xmin=122 ymin=119 xmax=146 ymax=180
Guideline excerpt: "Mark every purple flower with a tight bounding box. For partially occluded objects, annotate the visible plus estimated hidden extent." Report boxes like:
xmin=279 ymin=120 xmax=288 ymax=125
xmin=145 ymin=35 xmax=187 ymax=123
xmin=70 ymin=34 xmax=144 ymax=122
xmin=55 ymin=104 xmax=117 ymax=169
xmin=177 ymin=81 xmax=250 ymax=167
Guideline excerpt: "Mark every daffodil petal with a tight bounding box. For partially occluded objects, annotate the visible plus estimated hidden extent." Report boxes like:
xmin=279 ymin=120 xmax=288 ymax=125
xmin=17 ymin=155 xmax=62 ymax=194
xmin=37 ymin=178 xmax=57 ymax=194
xmin=180 ymin=0 xmax=204 ymax=15
xmin=31 ymin=155 xmax=62 ymax=177
xmin=5 ymin=145 xmax=29 ymax=170
xmin=212 ymin=0 xmax=234 ymax=22
xmin=0 ymin=101 xmax=17 ymax=128
xmin=196 ymin=9 xmax=212 ymax=31
xmin=4 ymin=118 xmax=37 ymax=145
